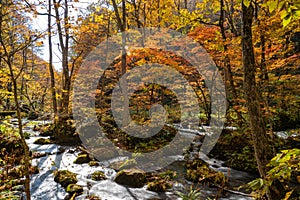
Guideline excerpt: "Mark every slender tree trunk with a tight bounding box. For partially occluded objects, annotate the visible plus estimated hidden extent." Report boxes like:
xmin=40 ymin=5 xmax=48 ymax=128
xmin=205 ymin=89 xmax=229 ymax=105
xmin=7 ymin=60 xmax=31 ymax=200
xmin=241 ymin=2 xmax=272 ymax=188
xmin=219 ymin=0 xmax=244 ymax=126
xmin=112 ymin=0 xmax=130 ymax=126
xmin=48 ymin=0 xmax=58 ymax=120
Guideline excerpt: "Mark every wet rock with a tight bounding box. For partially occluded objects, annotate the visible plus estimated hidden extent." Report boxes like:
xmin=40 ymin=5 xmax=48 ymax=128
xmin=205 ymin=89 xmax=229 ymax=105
xmin=114 ymin=169 xmax=146 ymax=188
xmin=92 ymin=147 xmax=118 ymax=161
xmin=147 ymin=179 xmax=173 ymax=192
xmin=88 ymin=161 xmax=100 ymax=167
xmin=66 ymin=184 xmax=83 ymax=195
xmin=30 ymin=165 xmax=39 ymax=174
xmin=90 ymin=171 xmax=106 ymax=181
xmin=54 ymin=170 xmax=78 ymax=188
xmin=31 ymin=152 xmax=46 ymax=158
xmin=33 ymin=138 xmax=53 ymax=145
xmin=185 ymin=159 xmax=226 ymax=185
xmin=74 ymin=154 xmax=92 ymax=164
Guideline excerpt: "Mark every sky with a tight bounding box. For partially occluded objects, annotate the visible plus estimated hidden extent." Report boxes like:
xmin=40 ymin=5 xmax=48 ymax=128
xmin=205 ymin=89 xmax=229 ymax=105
xmin=30 ymin=0 xmax=100 ymax=71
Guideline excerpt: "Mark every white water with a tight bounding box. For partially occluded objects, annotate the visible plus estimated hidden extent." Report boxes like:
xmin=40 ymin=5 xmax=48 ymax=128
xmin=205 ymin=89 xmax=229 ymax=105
xmin=18 ymin=120 xmax=254 ymax=200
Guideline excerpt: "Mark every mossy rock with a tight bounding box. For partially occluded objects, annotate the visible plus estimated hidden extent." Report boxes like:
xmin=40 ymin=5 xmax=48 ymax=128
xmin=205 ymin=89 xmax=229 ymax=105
xmin=185 ymin=159 xmax=226 ymax=185
xmin=86 ymin=195 xmax=101 ymax=200
xmin=91 ymin=171 xmax=106 ymax=181
xmin=51 ymin=120 xmax=81 ymax=145
xmin=54 ymin=170 xmax=77 ymax=188
xmin=147 ymin=179 xmax=173 ymax=192
xmin=91 ymin=147 xmax=118 ymax=161
xmin=66 ymin=184 xmax=83 ymax=195
xmin=74 ymin=154 xmax=92 ymax=164
xmin=88 ymin=161 xmax=100 ymax=167
xmin=33 ymin=138 xmax=53 ymax=145
xmin=114 ymin=168 xmax=146 ymax=188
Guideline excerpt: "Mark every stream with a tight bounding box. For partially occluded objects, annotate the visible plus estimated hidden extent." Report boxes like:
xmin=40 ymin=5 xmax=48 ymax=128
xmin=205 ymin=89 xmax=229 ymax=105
xmin=13 ymin=119 xmax=256 ymax=200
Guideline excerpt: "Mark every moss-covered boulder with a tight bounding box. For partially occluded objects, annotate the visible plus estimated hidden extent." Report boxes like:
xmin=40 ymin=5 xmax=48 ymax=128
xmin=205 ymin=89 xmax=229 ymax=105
xmin=114 ymin=169 xmax=146 ymax=188
xmin=51 ymin=119 xmax=81 ymax=145
xmin=33 ymin=138 xmax=53 ymax=145
xmin=73 ymin=154 xmax=92 ymax=164
xmin=147 ymin=179 xmax=173 ymax=192
xmin=91 ymin=171 xmax=106 ymax=181
xmin=91 ymin=147 xmax=118 ymax=161
xmin=88 ymin=161 xmax=100 ymax=167
xmin=185 ymin=159 xmax=226 ymax=185
xmin=66 ymin=184 xmax=83 ymax=195
xmin=54 ymin=170 xmax=77 ymax=188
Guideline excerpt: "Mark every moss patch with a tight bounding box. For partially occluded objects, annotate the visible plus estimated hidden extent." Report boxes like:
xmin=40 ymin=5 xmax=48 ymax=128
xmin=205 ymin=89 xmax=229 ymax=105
xmin=185 ymin=159 xmax=226 ymax=185
xmin=33 ymin=138 xmax=53 ymax=145
xmin=54 ymin=170 xmax=77 ymax=188
xmin=66 ymin=184 xmax=83 ymax=195
xmin=114 ymin=169 xmax=146 ymax=188
xmin=74 ymin=154 xmax=92 ymax=164
xmin=91 ymin=171 xmax=106 ymax=181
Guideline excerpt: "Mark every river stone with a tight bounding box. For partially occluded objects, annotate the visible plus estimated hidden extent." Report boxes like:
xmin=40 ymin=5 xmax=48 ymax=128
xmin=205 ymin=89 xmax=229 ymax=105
xmin=147 ymin=179 xmax=173 ymax=192
xmin=114 ymin=169 xmax=146 ymax=188
xmin=88 ymin=161 xmax=100 ymax=167
xmin=33 ymin=138 xmax=53 ymax=145
xmin=91 ymin=171 xmax=106 ymax=181
xmin=54 ymin=170 xmax=77 ymax=188
xmin=74 ymin=154 xmax=92 ymax=164
xmin=66 ymin=184 xmax=83 ymax=195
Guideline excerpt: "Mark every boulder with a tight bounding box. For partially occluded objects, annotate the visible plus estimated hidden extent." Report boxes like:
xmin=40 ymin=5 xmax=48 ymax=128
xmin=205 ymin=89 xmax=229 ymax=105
xmin=66 ymin=184 xmax=83 ymax=195
xmin=73 ymin=154 xmax=92 ymax=164
xmin=147 ymin=179 xmax=173 ymax=192
xmin=54 ymin=170 xmax=77 ymax=188
xmin=33 ymin=138 xmax=53 ymax=145
xmin=88 ymin=161 xmax=100 ymax=167
xmin=90 ymin=171 xmax=106 ymax=181
xmin=114 ymin=169 xmax=146 ymax=188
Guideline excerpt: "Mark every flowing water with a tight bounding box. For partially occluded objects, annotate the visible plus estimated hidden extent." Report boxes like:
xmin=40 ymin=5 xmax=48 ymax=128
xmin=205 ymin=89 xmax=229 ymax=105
xmin=14 ymin=119 xmax=256 ymax=200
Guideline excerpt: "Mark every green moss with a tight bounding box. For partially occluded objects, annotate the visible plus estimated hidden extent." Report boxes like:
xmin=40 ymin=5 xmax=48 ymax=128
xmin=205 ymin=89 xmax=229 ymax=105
xmin=74 ymin=154 xmax=91 ymax=164
xmin=88 ymin=161 xmax=100 ymax=167
xmin=114 ymin=169 xmax=146 ymax=188
xmin=147 ymin=179 xmax=173 ymax=192
xmin=53 ymin=170 xmax=77 ymax=188
xmin=186 ymin=159 xmax=226 ymax=185
xmin=91 ymin=171 xmax=106 ymax=181
xmin=33 ymin=138 xmax=53 ymax=145
xmin=66 ymin=184 xmax=83 ymax=195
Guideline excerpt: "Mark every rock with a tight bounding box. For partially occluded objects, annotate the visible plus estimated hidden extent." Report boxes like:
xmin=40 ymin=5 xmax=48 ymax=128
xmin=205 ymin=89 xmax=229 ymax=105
xmin=32 ymin=152 xmax=46 ymax=158
xmin=54 ymin=170 xmax=77 ymax=188
xmin=66 ymin=184 xmax=83 ymax=195
xmin=185 ymin=159 xmax=226 ymax=184
xmin=30 ymin=166 xmax=39 ymax=174
xmin=147 ymin=179 xmax=173 ymax=192
xmin=33 ymin=138 xmax=53 ymax=145
xmin=114 ymin=169 xmax=146 ymax=188
xmin=74 ymin=154 xmax=92 ymax=164
xmin=90 ymin=171 xmax=106 ymax=181
xmin=91 ymin=147 xmax=118 ymax=161
xmin=28 ymin=111 xmax=39 ymax=120
xmin=88 ymin=161 xmax=100 ymax=167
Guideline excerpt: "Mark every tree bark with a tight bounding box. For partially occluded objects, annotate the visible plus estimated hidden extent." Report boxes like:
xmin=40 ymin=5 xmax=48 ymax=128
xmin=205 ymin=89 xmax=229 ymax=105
xmin=8 ymin=60 xmax=31 ymax=200
xmin=48 ymin=0 xmax=58 ymax=119
xmin=241 ymin=1 xmax=272 ymax=182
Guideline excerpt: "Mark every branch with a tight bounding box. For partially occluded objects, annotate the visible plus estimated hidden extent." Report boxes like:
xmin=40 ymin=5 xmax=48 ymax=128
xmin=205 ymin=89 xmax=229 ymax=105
xmin=23 ymin=0 xmax=56 ymax=18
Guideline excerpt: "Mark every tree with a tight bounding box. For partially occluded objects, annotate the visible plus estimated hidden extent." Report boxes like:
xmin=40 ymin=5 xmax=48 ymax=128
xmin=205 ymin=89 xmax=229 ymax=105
xmin=0 ymin=0 xmax=42 ymax=199
xmin=241 ymin=0 xmax=273 ymax=198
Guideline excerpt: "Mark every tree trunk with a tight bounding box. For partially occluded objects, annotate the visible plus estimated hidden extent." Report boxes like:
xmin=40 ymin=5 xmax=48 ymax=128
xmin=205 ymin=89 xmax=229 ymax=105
xmin=8 ymin=60 xmax=31 ymax=200
xmin=241 ymin=1 xmax=272 ymax=184
xmin=48 ymin=0 xmax=58 ymax=120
